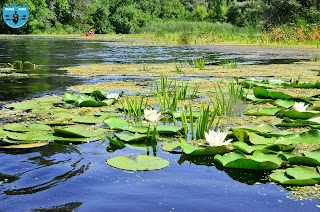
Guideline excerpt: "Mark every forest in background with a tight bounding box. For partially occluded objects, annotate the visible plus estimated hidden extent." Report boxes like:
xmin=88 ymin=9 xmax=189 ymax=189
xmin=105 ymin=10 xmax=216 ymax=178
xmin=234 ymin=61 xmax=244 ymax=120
xmin=0 ymin=0 xmax=320 ymax=44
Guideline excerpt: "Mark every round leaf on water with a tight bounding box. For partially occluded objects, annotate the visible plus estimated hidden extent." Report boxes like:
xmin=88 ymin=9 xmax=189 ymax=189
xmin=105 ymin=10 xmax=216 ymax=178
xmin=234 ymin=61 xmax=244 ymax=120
xmin=179 ymin=138 xmax=233 ymax=155
xmin=73 ymin=115 xmax=107 ymax=124
xmin=128 ymin=126 xmax=149 ymax=134
xmin=64 ymin=92 xmax=79 ymax=104
xmin=214 ymin=151 xmax=284 ymax=170
xmin=232 ymin=141 xmax=267 ymax=154
xmin=274 ymin=99 xmax=295 ymax=108
xmin=104 ymin=116 xmax=128 ymax=130
xmin=162 ymin=141 xmax=182 ymax=153
xmin=269 ymin=172 xmax=319 ymax=186
xmin=249 ymin=132 xmax=277 ymax=145
xmin=156 ymin=125 xmax=183 ymax=135
xmin=291 ymin=129 xmax=320 ymax=144
xmin=280 ymin=109 xmax=319 ymax=119
xmin=245 ymin=108 xmax=280 ymax=116
xmin=3 ymin=123 xmax=29 ymax=132
xmin=114 ymin=131 xmax=147 ymax=142
xmin=106 ymin=155 xmax=169 ymax=171
xmin=0 ymin=142 xmax=49 ymax=149
xmin=54 ymin=126 xmax=106 ymax=138
xmin=282 ymin=151 xmax=320 ymax=166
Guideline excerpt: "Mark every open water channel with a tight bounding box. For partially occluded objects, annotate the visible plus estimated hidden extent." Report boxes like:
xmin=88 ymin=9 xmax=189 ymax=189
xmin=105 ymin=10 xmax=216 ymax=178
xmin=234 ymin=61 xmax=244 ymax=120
xmin=0 ymin=36 xmax=319 ymax=211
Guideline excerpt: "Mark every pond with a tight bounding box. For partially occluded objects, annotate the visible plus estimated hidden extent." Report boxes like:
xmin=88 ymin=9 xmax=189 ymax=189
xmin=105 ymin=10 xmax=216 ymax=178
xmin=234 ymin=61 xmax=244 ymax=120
xmin=0 ymin=36 xmax=320 ymax=211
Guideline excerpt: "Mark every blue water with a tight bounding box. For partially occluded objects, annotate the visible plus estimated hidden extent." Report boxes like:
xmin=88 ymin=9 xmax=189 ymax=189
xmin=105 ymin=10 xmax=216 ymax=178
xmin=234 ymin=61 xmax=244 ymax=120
xmin=0 ymin=36 xmax=319 ymax=211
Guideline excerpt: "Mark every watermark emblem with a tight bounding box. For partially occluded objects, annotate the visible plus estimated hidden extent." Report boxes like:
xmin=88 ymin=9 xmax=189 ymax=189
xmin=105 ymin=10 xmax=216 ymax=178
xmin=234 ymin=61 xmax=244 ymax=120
xmin=2 ymin=4 xmax=29 ymax=28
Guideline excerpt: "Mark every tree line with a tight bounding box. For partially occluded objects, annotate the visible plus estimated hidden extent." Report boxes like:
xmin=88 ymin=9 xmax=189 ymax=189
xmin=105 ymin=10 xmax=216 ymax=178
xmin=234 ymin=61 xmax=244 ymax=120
xmin=1 ymin=0 xmax=320 ymax=34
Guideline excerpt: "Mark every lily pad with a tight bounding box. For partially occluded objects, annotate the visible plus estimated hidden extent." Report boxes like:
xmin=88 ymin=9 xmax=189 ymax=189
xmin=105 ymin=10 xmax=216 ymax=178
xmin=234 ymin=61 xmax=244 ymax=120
xmin=73 ymin=115 xmax=107 ymax=124
xmin=245 ymin=108 xmax=280 ymax=116
xmin=162 ymin=141 xmax=182 ymax=153
xmin=253 ymin=87 xmax=292 ymax=100
xmin=156 ymin=125 xmax=183 ymax=135
xmin=179 ymin=138 xmax=233 ymax=155
xmin=269 ymin=166 xmax=320 ymax=185
xmin=106 ymin=155 xmax=169 ymax=171
xmin=0 ymin=142 xmax=49 ymax=149
xmin=274 ymin=99 xmax=295 ymax=108
xmin=232 ymin=141 xmax=267 ymax=154
xmin=249 ymin=132 xmax=277 ymax=145
xmin=114 ymin=131 xmax=147 ymax=142
xmin=279 ymin=109 xmax=319 ymax=119
xmin=54 ymin=126 xmax=106 ymax=138
xmin=281 ymin=150 xmax=320 ymax=166
xmin=64 ymin=92 xmax=79 ymax=104
xmin=214 ymin=151 xmax=285 ymax=170
xmin=104 ymin=116 xmax=129 ymax=130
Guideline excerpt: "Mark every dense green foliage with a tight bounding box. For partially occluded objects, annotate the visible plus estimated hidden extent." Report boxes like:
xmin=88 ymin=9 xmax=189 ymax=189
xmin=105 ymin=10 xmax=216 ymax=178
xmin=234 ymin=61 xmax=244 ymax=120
xmin=0 ymin=0 xmax=320 ymax=35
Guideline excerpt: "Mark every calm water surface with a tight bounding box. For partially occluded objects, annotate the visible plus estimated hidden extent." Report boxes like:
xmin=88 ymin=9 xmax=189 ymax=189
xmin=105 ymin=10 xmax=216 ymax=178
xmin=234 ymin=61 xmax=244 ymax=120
xmin=0 ymin=37 xmax=319 ymax=211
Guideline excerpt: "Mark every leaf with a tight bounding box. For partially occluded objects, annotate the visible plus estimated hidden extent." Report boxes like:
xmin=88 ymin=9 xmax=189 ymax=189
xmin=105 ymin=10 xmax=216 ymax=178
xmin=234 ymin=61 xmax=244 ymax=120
xmin=269 ymin=166 xmax=320 ymax=185
xmin=3 ymin=123 xmax=29 ymax=132
xmin=106 ymin=155 xmax=169 ymax=171
xmin=274 ymin=99 xmax=295 ymax=108
xmin=232 ymin=141 xmax=267 ymax=154
xmin=104 ymin=116 xmax=129 ymax=130
xmin=64 ymin=92 xmax=79 ymax=104
xmin=269 ymin=172 xmax=318 ymax=186
xmin=214 ymin=151 xmax=284 ymax=170
xmin=249 ymin=132 xmax=277 ymax=145
xmin=162 ymin=141 xmax=182 ymax=153
xmin=54 ymin=126 xmax=106 ymax=138
xmin=280 ymin=109 xmax=319 ymax=119
xmin=156 ymin=125 xmax=183 ymax=135
xmin=281 ymin=151 xmax=320 ymax=166
xmin=253 ymin=87 xmax=292 ymax=100
xmin=245 ymin=108 xmax=280 ymax=116
xmin=114 ymin=131 xmax=147 ymax=142
xmin=0 ymin=142 xmax=49 ymax=149
xmin=179 ymin=138 xmax=233 ymax=155
xmin=73 ymin=115 xmax=107 ymax=124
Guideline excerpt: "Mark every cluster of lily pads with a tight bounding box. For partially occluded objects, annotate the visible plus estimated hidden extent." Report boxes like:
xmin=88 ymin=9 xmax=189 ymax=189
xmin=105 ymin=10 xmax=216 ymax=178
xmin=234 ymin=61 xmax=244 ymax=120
xmin=0 ymin=76 xmax=320 ymax=186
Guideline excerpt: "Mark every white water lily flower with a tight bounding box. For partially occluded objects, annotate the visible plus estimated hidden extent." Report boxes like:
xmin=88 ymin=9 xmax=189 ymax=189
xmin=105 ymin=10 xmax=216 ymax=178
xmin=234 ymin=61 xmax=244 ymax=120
xmin=144 ymin=109 xmax=161 ymax=122
xmin=293 ymin=102 xmax=309 ymax=112
xmin=204 ymin=129 xmax=233 ymax=147
xmin=106 ymin=93 xmax=119 ymax=100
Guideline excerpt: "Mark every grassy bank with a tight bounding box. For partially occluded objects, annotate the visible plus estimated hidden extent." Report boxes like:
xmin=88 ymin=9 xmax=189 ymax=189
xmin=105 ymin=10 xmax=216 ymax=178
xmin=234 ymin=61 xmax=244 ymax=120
xmin=135 ymin=20 xmax=320 ymax=47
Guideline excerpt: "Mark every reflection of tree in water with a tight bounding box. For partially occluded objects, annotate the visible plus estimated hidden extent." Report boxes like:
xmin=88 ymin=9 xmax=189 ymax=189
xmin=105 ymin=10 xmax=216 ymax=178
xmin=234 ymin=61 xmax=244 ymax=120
xmin=32 ymin=202 xmax=83 ymax=212
xmin=178 ymin=154 xmax=271 ymax=185
xmin=0 ymin=143 xmax=90 ymax=195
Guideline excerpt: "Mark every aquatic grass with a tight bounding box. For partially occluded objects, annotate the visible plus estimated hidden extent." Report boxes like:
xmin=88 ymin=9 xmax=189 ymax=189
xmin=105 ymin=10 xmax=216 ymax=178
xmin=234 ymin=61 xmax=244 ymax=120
xmin=211 ymin=82 xmax=244 ymax=117
xmin=157 ymin=90 xmax=178 ymax=111
xmin=196 ymin=105 xmax=219 ymax=140
xmin=121 ymin=96 xmax=148 ymax=118
xmin=192 ymin=58 xmax=206 ymax=70
xmin=175 ymin=63 xmax=183 ymax=73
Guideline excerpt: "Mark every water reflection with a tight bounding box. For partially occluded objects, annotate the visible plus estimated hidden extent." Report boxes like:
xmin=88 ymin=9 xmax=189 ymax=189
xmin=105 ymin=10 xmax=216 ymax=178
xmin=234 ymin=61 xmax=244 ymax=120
xmin=0 ymin=143 xmax=88 ymax=196
xmin=32 ymin=202 xmax=83 ymax=212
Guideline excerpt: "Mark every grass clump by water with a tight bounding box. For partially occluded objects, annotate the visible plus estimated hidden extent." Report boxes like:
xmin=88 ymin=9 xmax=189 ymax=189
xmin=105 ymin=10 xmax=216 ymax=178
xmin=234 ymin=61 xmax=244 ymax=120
xmin=193 ymin=58 xmax=206 ymax=70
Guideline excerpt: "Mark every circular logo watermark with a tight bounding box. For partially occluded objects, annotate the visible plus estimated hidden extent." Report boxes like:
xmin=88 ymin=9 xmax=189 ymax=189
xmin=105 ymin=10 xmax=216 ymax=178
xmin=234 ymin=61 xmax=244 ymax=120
xmin=2 ymin=4 xmax=29 ymax=28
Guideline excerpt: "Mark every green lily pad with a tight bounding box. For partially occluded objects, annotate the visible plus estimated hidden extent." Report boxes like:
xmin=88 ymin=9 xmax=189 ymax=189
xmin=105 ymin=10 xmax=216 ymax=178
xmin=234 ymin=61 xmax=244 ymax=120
xmin=162 ymin=141 xmax=182 ymax=153
xmin=64 ymin=92 xmax=79 ymax=104
xmin=245 ymin=108 xmax=280 ymax=116
xmin=280 ymin=109 xmax=319 ymax=119
xmin=104 ymin=116 xmax=129 ymax=130
xmin=253 ymin=87 xmax=292 ymax=100
xmin=232 ymin=141 xmax=267 ymax=154
xmin=291 ymin=129 xmax=320 ymax=144
xmin=0 ymin=142 xmax=49 ymax=149
xmin=281 ymin=150 xmax=320 ymax=166
xmin=114 ymin=131 xmax=147 ymax=142
xmin=106 ymin=155 xmax=169 ymax=171
xmin=0 ymin=128 xmax=7 ymax=139
xmin=106 ymin=134 xmax=126 ymax=148
xmin=179 ymin=138 xmax=233 ymax=155
xmin=53 ymin=136 xmax=103 ymax=143
xmin=3 ymin=123 xmax=29 ymax=132
xmin=269 ymin=166 xmax=320 ymax=185
xmin=214 ymin=151 xmax=285 ymax=170
xmin=128 ymin=126 xmax=149 ymax=134
xmin=54 ymin=126 xmax=106 ymax=138
xmin=73 ymin=115 xmax=107 ymax=124
xmin=156 ymin=125 xmax=183 ymax=135
xmin=274 ymin=99 xmax=295 ymax=108
xmin=6 ymin=101 xmax=52 ymax=110
xmin=249 ymin=132 xmax=277 ymax=145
